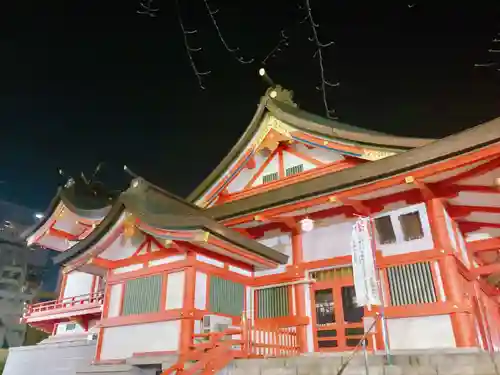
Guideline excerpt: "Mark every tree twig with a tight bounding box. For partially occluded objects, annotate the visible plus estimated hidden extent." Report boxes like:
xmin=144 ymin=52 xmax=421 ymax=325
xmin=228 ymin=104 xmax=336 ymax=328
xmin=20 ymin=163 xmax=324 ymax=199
xmin=137 ymin=0 xmax=159 ymax=17
xmin=262 ymin=30 xmax=289 ymax=65
xmin=201 ymin=0 xmax=254 ymax=64
xmin=304 ymin=0 xmax=339 ymax=119
xmin=175 ymin=0 xmax=211 ymax=89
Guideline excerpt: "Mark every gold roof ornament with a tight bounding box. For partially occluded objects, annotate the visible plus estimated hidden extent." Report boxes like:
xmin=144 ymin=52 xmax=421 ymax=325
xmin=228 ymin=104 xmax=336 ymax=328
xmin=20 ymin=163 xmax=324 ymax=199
xmin=123 ymin=212 xmax=136 ymax=239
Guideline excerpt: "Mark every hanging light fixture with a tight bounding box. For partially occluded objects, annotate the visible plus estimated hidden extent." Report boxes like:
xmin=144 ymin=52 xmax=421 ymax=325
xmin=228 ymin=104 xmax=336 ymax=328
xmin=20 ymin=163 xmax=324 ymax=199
xmin=300 ymin=217 xmax=315 ymax=232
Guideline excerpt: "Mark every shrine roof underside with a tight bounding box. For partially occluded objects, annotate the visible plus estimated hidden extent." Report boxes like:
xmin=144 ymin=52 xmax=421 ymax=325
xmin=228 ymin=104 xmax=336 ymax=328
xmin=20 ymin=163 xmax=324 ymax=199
xmin=52 ymin=178 xmax=288 ymax=271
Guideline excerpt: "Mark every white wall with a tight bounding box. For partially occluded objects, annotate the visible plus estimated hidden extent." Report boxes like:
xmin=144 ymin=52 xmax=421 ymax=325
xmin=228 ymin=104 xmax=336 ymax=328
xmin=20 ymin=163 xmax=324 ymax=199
xmin=99 ymin=233 xmax=142 ymax=261
xmin=293 ymin=143 xmax=344 ymax=164
xmin=254 ymin=230 xmax=292 ymax=276
xmin=251 ymin=154 xmax=279 ymax=187
xmin=226 ymin=154 xmax=267 ymax=194
xmin=166 ymin=271 xmax=185 ymax=310
xmin=281 ymin=151 xmax=315 ymax=172
xmin=107 ymin=284 xmax=123 ymax=318
xmin=63 ymin=271 xmax=94 ymax=299
xmin=55 ymin=322 xmax=86 ymax=335
xmin=99 ymin=321 xmax=181 ymax=360
xmin=443 ymin=207 xmax=470 ymax=267
xmin=302 ymin=216 xmax=355 ymax=262
xmin=195 ymin=272 xmax=207 ymax=310
xmin=374 ymin=203 xmax=434 ymax=256
xmin=387 ymin=315 xmax=456 ymax=350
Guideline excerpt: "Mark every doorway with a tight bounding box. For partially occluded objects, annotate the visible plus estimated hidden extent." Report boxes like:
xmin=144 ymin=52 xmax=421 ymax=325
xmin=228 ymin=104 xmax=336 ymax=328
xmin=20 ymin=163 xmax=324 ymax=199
xmin=311 ymin=267 xmax=366 ymax=351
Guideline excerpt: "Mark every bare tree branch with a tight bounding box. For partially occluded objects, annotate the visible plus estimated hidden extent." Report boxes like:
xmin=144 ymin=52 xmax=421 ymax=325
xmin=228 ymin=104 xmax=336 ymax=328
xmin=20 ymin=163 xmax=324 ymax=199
xmin=304 ymin=0 xmax=339 ymax=119
xmin=202 ymin=0 xmax=254 ymax=64
xmin=262 ymin=30 xmax=289 ymax=65
xmin=175 ymin=0 xmax=211 ymax=89
xmin=475 ymin=62 xmax=498 ymax=67
xmin=137 ymin=0 xmax=159 ymax=17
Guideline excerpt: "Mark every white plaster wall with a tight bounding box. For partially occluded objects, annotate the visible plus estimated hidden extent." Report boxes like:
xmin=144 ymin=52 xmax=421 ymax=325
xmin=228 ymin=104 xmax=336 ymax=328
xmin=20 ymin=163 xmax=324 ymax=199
xmin=99 ymin=321 xmax=181 ymax=360
xmin=258 ymin=230 xmax=292 ymax=265
xmin=294 ymin=143 xmax=344 ymax=164
xmin=375 ymin=203 xmax=434 ymax=256
xmin=107 ymin=284 xmax=123 ymax=318
xmin=226 ymin=154 xmax=267 ymax=194
xmin=282 ymin=151 xmax=315 ymax=172
xmin=252 ymin=154 xmax=279 ymax=187
xmin=443 ymin=207 xmax=470 ymax=267
xmin=229 ymin=265 xmax=252 ymax=277
xmin=63 ymin=272 xmax=94 ymax=299
xmin=443 ymin=209 xmax=457 ymax=251
xmin=113 ymin=264 xmax=143 ymax=274
xmin=457 ymin=229 xmax=470 ymax=267
xmin=166 ymin=271 xmax=185 ymax=310
xmin=196 ymin=254 xmax=224 ymax=268
xmin=246 ymin=287 xmax=254 ymax=321
xmin=302 ymin=217 xmax=355 ymax=262
xmin=149 ymin=254 xmax=186 ymax=267
xmin=55 ymin=322 xmax=85 ymax=335
xmin=99 ymin=233 xmax=143 ymax=261
xmin=387 ymin=315 xmax=456 ymax=350
xmin=254 ymin=266 xmax=287 ymax=277
xmin=195 ymin=272 xmax=207 ymax=310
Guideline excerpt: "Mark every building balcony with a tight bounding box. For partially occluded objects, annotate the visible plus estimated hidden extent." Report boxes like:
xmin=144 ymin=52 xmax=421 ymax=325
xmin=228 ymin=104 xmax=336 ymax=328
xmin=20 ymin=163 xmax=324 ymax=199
xmin=22 ymin=291 xmax=104 ymax=332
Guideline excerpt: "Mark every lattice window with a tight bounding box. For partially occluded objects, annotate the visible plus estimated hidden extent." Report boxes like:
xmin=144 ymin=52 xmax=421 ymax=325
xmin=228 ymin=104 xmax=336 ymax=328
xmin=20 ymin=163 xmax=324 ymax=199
xmin=285 ymin=164 xmax=304 ymax=177
xmin=122 ymin=275 xmax=162 ymax=316
xmin=256 ymin=286 xmax=289 ymax=319
xmin=374 ymin=216 xmax=396 ymax=244
xmin=262 ymin=172 xmax=279 ymax=184
xmin=386 ymin=262 xmax=437 ymax=306
xmin=399 ymin=211 xmax=424 ymax=241
xmin=65 ymin=323 xmax=76 ymax=332
xmin=209 ymin=276 xmax=244 ymax=316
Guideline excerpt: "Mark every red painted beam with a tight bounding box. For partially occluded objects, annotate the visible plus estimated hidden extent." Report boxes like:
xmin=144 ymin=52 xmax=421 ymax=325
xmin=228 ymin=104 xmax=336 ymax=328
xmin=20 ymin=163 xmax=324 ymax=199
xmin=469 ymin=237 xmax=500 ymax=253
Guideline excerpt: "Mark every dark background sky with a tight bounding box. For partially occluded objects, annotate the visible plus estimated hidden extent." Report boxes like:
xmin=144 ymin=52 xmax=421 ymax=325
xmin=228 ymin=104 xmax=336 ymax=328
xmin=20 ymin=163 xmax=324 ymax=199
xmin=1 ymin=0 xmax=499 ymax=210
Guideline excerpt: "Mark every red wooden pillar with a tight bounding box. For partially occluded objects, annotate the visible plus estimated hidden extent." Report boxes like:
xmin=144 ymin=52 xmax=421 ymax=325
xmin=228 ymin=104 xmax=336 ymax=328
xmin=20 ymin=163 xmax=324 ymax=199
xmin=428 ymin=199 xmax=477 ymax=347
xmin=180 ymin=253 xmax=196 ymax=356
xmin=291 ymin=227 xmax=308 ymax=352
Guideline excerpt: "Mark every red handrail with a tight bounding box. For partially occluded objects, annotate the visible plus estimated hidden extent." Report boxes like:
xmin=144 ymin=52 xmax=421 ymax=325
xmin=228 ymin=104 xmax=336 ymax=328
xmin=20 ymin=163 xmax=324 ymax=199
xmin=24 ymin=291 xmax=104 ymax=316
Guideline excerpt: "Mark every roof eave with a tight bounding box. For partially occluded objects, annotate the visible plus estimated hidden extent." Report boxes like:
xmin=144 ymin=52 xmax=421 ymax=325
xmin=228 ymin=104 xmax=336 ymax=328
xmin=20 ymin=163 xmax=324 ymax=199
xmin=205 ymin=116 xmax=500 ymax=221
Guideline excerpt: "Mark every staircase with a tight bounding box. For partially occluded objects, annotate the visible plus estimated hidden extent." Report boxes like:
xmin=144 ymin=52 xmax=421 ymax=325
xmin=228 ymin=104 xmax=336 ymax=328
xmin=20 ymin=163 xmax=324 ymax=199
xmin=161 ymin=328 xmax=245 ymax=375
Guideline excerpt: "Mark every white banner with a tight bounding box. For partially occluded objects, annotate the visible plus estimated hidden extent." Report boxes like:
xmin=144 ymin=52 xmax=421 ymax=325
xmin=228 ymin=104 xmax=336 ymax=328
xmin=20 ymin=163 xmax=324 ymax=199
xmin=350 ymin=217 xmax=381 ymax=307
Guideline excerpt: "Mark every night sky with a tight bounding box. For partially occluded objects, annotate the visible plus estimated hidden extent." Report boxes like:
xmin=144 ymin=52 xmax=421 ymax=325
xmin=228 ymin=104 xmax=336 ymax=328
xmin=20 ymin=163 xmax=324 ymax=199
xmin=2 ymin=0 xmax=499 ymax=210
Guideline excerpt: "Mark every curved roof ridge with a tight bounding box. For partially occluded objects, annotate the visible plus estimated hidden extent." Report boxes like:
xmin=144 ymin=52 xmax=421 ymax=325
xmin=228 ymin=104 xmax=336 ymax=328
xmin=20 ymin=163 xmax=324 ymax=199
xmin=266 ymin=99 xmax=436 ymax=149
xmin=187 ymin=86 xmax=437 ymax=204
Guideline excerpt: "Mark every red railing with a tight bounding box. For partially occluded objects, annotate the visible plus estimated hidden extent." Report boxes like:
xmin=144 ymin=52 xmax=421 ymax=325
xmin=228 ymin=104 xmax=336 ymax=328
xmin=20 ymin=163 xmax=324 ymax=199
xmin=162 ymin=317 xmax=303 ymax=375
xmin=244 ymin=319 xmax=300 ymax=357
xmin=23 ymin=291 xmax=104 ymax=317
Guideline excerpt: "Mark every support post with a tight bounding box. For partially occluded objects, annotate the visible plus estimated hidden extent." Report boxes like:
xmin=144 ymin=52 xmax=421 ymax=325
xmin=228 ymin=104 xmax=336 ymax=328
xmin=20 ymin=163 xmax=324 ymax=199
xmin=291 ymin=227 xmax=308 ymax=353
xmin=428 ymin=199 xmax=477 ymax=347
xmin=180 ymin=253 xmax=196 ymax=357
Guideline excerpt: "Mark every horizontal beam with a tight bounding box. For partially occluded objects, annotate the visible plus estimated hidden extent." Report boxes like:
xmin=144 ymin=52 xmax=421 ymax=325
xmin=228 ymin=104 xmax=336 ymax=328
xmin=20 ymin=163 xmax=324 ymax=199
xmin=468 ymin=237 xmax=500 ymax=253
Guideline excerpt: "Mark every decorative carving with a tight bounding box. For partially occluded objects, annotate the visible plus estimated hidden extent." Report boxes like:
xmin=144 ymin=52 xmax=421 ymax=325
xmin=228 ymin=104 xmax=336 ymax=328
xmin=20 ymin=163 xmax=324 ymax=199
xmin=266 ymin=85 xmax=297 ymax=107
xmin=361 ymin=149 xmax=396 ymax=161
xmin=253 ymin=115 xmax=293 ymax=152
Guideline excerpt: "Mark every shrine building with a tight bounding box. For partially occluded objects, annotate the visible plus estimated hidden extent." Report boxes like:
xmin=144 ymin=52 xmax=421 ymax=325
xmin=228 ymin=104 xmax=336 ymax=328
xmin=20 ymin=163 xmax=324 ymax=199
xmin=5 ymin=84 xmax=500 ymax=375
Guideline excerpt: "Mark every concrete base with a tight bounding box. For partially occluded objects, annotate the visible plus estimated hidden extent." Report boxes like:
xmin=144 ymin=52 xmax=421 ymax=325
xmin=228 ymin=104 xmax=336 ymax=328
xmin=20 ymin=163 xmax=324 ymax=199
xmin=226 ymin=349 xmax=500 ymax=375
xmin=4 ymin=344 xmax=500 ymax=375
xmin=76 ymin=363 xmax=156 ymax=375
xmin=3 ymin=335 xmax=97 ymax=375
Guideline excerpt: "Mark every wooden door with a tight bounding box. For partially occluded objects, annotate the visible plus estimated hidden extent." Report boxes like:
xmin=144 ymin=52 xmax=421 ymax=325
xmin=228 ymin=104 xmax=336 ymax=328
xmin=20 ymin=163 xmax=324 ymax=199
xmin=311 ymin=272 xmax=366 ymax=351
